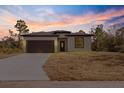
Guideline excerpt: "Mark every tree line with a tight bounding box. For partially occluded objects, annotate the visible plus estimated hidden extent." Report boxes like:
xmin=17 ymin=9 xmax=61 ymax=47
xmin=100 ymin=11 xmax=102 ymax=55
xmin=91 ymin=24 xmax=124 ymax=53
xmin=0 ymin=19 xmax=29 ymax=53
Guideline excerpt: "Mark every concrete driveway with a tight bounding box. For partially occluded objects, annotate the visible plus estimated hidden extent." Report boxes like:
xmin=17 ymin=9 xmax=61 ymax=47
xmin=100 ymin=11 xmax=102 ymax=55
xmin=0 ymin=53 xmax=50 ymax=81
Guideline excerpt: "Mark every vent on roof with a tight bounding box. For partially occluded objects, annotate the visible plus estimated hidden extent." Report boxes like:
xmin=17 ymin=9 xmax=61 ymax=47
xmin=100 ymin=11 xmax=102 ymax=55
xmin=53 ymin=30 xmax=71 ymax=34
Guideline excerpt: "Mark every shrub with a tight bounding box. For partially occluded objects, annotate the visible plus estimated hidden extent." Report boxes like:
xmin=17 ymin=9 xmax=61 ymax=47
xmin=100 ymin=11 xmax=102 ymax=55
xmin=0 ymin=47 xmax=23 ymax=54
xmin=119 ymin=45 xmax=124 ymax=53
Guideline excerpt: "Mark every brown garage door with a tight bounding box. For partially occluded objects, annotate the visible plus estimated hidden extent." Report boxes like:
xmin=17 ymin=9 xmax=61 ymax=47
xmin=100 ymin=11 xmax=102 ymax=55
xmin=26 ymin=40 xmax=54 ymax=53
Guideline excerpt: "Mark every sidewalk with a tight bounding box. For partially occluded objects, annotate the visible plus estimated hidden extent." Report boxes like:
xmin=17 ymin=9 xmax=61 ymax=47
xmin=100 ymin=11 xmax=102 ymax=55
xmin=0 ymin=81 xmax=124 ymax=88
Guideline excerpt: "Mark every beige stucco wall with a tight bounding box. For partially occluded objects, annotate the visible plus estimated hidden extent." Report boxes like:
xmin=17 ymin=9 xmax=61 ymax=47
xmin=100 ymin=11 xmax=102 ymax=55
xmin=22 ymin=36 xmax=92 ymax=52
xmin=21 ymin=40 xmax=27 ymax=52
xmin=67 ymin=36 xmax=92 ymax=51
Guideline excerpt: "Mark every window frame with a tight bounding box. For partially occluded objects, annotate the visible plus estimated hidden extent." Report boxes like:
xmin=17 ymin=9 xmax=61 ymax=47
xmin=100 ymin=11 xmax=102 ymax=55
xmin=75 ymin=36 xmax=84 ymax=48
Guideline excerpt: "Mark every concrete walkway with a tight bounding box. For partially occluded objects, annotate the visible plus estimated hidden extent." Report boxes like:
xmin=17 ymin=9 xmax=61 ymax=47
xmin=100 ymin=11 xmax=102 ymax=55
xmin=0 ymin=53 xmax=50 ymax=80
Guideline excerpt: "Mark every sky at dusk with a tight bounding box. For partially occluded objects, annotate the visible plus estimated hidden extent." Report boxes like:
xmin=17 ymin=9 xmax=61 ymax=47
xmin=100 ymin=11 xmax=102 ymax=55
xmin=0 ymin=5 xmax=124 ymax=39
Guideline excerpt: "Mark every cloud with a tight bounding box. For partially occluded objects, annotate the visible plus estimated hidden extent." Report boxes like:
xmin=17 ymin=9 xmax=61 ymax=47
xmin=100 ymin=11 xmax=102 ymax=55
xmin=94 ymin=8 xmax=124 ymax=22
xmin=0 ymin=6 xmax=124 ymax=39
xmin=0 ymin=9 xmax=17 ymax=25
xmin=0 ymin=26 xmax=10 ymax=39
xmin=109 ymin=17 xmax=124 ymax=26
xmin=27 ymin=8 xmax=124 ymax=31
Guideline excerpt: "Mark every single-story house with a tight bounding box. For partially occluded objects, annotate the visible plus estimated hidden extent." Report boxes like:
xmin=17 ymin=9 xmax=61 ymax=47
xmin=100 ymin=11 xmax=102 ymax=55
xmin=21 ymin=30 xmax=94 ymax=53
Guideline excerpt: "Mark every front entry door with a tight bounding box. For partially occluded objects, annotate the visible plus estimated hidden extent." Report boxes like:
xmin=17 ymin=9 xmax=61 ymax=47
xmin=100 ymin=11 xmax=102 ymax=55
xmin=60 ymin=41 xmax=65 ymax=52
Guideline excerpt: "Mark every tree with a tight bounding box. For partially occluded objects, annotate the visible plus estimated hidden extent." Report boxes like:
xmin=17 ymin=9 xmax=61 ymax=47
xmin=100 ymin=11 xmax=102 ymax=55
xmin=9 ymin=29 xmax=18 ymax=41
xmin=79 ymin=30 xmax=85 ymax=34
xmin=115 ymin=27 xmax=124 ymax=52
xmin=115 ymin=27 xmax=124 ymax=45
xmin=91 ymin=24 xmax=107 ymax=51
xmin=14 ymin=19 xmax=29 ymax=48
xmin=91 ymin=24 xmax=124 ymax=52
xmin=2 ymin=29 xmax=18 ymax=48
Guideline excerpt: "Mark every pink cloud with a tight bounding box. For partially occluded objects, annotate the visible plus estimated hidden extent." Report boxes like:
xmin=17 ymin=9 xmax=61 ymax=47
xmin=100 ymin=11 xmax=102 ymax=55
xmin=0 ymin=10 xmax=17 ymax=25
xmin=109 ymin=17 xmax=124 ymax=26
xmin=95 ymin=8 xmax=124 ymax=21
xmin=27 ymin=8 xmax=124 ymax=31
xmin=0 ymin=26 xmax=9 ymax=39
xmin=0 ymin=7 xmax=124 ymax=39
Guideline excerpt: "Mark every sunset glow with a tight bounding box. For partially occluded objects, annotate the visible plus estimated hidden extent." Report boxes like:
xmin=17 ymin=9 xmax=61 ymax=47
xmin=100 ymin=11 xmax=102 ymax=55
xmin=0 ymin=5 xmax=124 ymax=39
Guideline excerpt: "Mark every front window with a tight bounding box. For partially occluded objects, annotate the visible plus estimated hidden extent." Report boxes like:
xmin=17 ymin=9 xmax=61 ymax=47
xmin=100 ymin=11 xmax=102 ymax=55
xmin=75 ymin=36 xmax=84 ymax=48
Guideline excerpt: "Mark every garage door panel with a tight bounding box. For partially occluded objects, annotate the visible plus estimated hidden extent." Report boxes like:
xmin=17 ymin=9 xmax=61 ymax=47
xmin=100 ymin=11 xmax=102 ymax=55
xmin=27 ymin=40 xmax=54 ymax=53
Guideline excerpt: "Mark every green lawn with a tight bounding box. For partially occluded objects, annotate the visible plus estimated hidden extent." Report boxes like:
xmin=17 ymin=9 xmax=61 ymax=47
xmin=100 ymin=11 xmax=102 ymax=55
xmin=43 ymin=51 xmax=124 ymax=81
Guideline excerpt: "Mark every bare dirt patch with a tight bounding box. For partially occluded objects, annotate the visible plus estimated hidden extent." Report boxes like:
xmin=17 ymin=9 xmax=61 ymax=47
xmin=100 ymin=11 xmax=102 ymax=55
xmin=43 ymin=52 xmax=124 ymax=81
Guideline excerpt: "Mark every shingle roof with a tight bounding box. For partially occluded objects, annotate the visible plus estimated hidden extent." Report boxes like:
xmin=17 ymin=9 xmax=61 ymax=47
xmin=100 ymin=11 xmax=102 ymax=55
xmin=28 ymin=32 xmax=53 ymax=35
xmin=66 ymin=32 xmax=94 ymax=36
xmin=21 ymin=30 xmax=94 ymax=37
